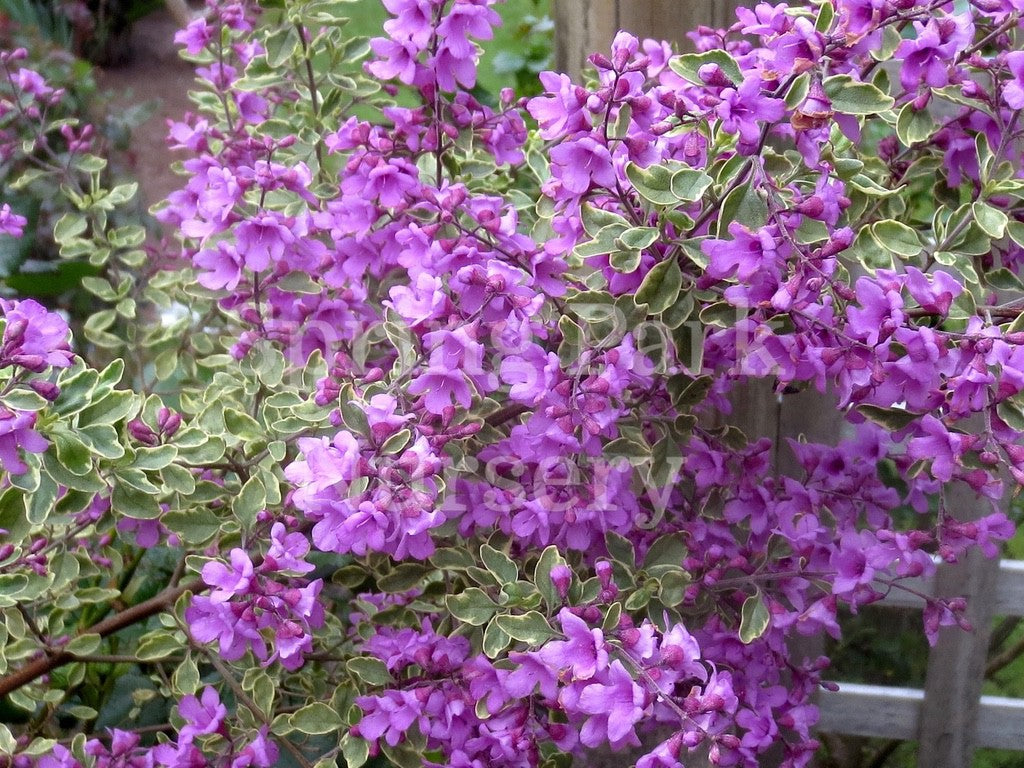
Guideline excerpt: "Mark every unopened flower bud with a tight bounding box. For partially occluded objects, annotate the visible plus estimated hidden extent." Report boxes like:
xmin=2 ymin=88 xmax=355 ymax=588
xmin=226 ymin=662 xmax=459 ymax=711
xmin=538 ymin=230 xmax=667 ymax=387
xmin=29 ymin=380 xmax=60 ymax=401
xmin=10 ymin=354 xmax=46 ymax=372
xmin=698 ymin=63 xmax=733 ymax=88
xmin=128 ymin=419 xmax=159 ymax=446
xmin=549 ymin=563 xmax=571 ymax=600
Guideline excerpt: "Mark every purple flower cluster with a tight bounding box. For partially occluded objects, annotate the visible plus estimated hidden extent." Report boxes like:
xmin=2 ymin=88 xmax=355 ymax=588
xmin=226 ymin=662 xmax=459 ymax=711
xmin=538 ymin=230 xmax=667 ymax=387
xmin=186 ymin=524 xmax=323 ymax=670
xmin=116 ymin=0 xmax=1024 ymax=765
xmin=0 ymin=298 xmax=73 ymax=473
xmin=29 ymin=688 xmax=277 ymax=768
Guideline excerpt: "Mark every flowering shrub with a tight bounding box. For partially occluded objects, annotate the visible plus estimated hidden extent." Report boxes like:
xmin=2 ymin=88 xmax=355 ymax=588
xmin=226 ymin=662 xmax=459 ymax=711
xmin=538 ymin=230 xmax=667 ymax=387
xmin=1 ymin=0 xmax=1024 ymax=766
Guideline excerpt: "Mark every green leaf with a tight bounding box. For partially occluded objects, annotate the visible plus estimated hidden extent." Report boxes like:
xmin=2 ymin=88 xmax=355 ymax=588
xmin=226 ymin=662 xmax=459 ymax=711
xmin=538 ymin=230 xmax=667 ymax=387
xmin=986 ymin=268 xmax=1024 ymax=291
xmin=78 ymin=390 xmax=139 ymax=426
xmin=626 ymin=163 xmax=678 ymax=206
xmin=642 ymin=534 xmax=688 ymax=575
xmin=823 ymin=74 xmax=894 ymax=114
xmin=494 ymin=611 xmax=558 ymax=645
xmin=856 ymin=404 xmax=920 ymax=431
xmin=739 ymin=591 xmax=771 ymax=643
xmin=232 ymin=475 xmax=266 ymax=528
xmin=870 ymin=220 xmax=922 ymax=258
xmin=111 ymin=480 xmax=161 ymax=520
xmin=581 ymin=204 xmax=631 ymax=237
xmin=482 ymin=619 xmax=510 ymax=659
xmin=896 ymin=102 xmax=937 ymax=146
xmin=74 ymin=154 xmax=107 ymax=173
xmin=53 ymin=213 xmax=87 ymax=244
xmin=136 ymin=632 xmax=181 ymax=661
xmin=580 ymin=204 xmax=631 ymax=237
xmin=997 ymin=398 xmax=1024 ymax=432
xmin=340 ymin=734 xmax=370 ymax=768
xmin=973 ymin=201 xmax=1008 ymax=239
xmin=605 ymin=531 xmax=635 ymax=568
xmin=635 ymin=259 xmax=683 ymax=314
xmin=557 ymin=315 xmax=584 ymax=368
xmin=533 ymin=545 xmax=569 ymax=609
xmin=670 ymin=168 xmax=713 ymax=202
xmin=377 ymin=563 xmax=433 ymax=592
xmin=161 ymin=508 xmax=221 ymax=545
xmin=616 ymin=227 xmax=659 ymax=251
xmin=51 ymin=430 xmax=93 ymax=476
xmin=480 ymin=544 xmax=518 ymax=584
xmin=609 ymin=249 xmax=641 ymax=273
xmin=380 ymin=429 xmax=411 ymax=454
xmin=717 ymin=181 xmax=769 ymax=235
xmin=447 ymin=588 xmax=498 ymax=626
xmin=64 ymin=633 xmax=102 ymax=657
xmin=669 ymin=49 xmax=742 ymax=85
xmin=173 ymin=655 xmax=200 ymax=695
xmin=27 ymin=473 xmax=57 ymax=525
xmin=347 ymin=657 xmax=392 ymax=686
xmin=815 ymin=0 xmax=835 ymax=32
xmin=289 ymin=702 xmax=344 ymax=735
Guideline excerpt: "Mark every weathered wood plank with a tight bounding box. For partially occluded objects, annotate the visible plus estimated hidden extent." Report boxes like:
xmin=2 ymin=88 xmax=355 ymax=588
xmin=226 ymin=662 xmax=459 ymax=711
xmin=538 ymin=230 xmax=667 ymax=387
xmin=916 ymin=480 xmax=1002 ymax=768
xmin=817 ymin=683 xmax=1024 ymax=751
xmin=552 ymin=0 xmax=748 ymax=80
xmin=817 ymin=684 xmax=923 ymax=742
xmin=875 ymin=558 xmax=1024 ymax=616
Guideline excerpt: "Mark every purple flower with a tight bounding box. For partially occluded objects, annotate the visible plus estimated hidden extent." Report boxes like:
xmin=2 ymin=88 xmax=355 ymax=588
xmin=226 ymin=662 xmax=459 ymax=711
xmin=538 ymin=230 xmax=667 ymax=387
xmin=527 ymin=72 xmax=590 ymax=139
xmin=195 ymin=242 xmax=245 ymax=291
xmin=895 ymin=14 xmax=974 ymax=90
xmin=0 ymin=203 xmax=26 ymax=237
xmin=387 ymin=273 xmax=449 ymax=326
xmin=0 ymin=407 xmax=48 ymax=474
xmin=368 ymin=37 xmax=421 ymax=84
xmin=1004 ymin=51 xmax=1024 ymax=109
xmin=846 ymin=276 xmax=905 ymax=346
xmin=202 ymin=548 xmax=255 ymax=602
xmin=178 ymin=686 xmax=227 ymax=742
xmin=907 ymin=415 xmax=975 ymax=482
xmin=1 ymin=298 xmax=73 ymax=371
xmin=186 ymin=597 xmax=266 ymax=661
xmin=538 ymin=609 xmax=608 ymax=680
xmin=408 ymin=367 xmax=473 ymax=413
xmin=702 ymin=222 xmax=781 ymax=282
xmin=436 ymin=3 xmax=499 ymax=59
xmin=382 ymin=0 xmax=434 ymax=47
xmin=264 ymin=522 xmax=315 ymax=574
xmin=571 ymin=660 xmax=647 ymax=747
xmin=174 ymin=18 xmax=214 ymax=55
xmin=715 ymin=76 xmax=787 ymax=146
xmin=549 ymin=136 xmax=617 ymax=196
xmin=235 ymin=214 xmax=295 ymax=271
xmin=357 ymin=690 xmax=421 ymax=747
xmin=231 ymin=728 xmax=279 ymax=768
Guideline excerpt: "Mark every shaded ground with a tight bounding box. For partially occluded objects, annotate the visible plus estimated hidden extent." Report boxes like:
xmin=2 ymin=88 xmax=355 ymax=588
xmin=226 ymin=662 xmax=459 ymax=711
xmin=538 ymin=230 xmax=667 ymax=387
xmin=96 ymin=8 xmax=195 ymax=208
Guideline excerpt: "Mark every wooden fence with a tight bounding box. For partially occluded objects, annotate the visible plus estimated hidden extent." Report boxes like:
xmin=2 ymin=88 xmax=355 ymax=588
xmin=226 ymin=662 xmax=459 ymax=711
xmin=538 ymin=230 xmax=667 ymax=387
xmin=549 ymin=2 xmax=1023 ymax=765
xmin=817 ymin=509 xmax=1024 ymax=767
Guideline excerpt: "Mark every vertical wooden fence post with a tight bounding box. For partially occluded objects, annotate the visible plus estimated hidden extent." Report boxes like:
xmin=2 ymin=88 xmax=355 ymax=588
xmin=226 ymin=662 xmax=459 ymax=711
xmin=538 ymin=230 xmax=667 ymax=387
xmin=916 ymin=478 xmax=1001 ymax=768
xmin=553 ymin=0 xmax=747 ymax=79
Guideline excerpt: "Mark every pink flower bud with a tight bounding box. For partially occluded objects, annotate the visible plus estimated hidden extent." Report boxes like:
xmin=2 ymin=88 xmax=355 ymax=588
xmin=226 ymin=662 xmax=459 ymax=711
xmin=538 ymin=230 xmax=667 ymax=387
xmin=128 ymin=419 xmax=159 ymax=446
xmin=29 ymin=380 xmax=60 ymax=401
xmin=549 ymin=563 xmax=571 ymax=600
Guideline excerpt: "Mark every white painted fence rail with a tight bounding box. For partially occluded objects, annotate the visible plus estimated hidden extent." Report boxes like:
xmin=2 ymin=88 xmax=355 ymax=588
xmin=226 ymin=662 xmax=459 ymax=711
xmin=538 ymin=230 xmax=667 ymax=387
xmin=816 ymin=557 xmax=1024 ymax=762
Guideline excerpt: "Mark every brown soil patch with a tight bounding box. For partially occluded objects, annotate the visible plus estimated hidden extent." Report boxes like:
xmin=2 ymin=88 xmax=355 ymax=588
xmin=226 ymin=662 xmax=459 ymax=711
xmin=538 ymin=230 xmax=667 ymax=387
xmin=95 ymin=7 xmax=196 ymax=208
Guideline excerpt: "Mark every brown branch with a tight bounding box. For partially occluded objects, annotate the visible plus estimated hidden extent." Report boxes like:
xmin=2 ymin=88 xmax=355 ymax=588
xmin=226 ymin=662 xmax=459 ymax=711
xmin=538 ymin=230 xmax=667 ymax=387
xmin=485 ymin=403 xmax=529 ymax=427
xmin=986 ymin=631 xmax=1024 ymax=678
xmin=0 ymin=577 xmax=203 ymax=699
